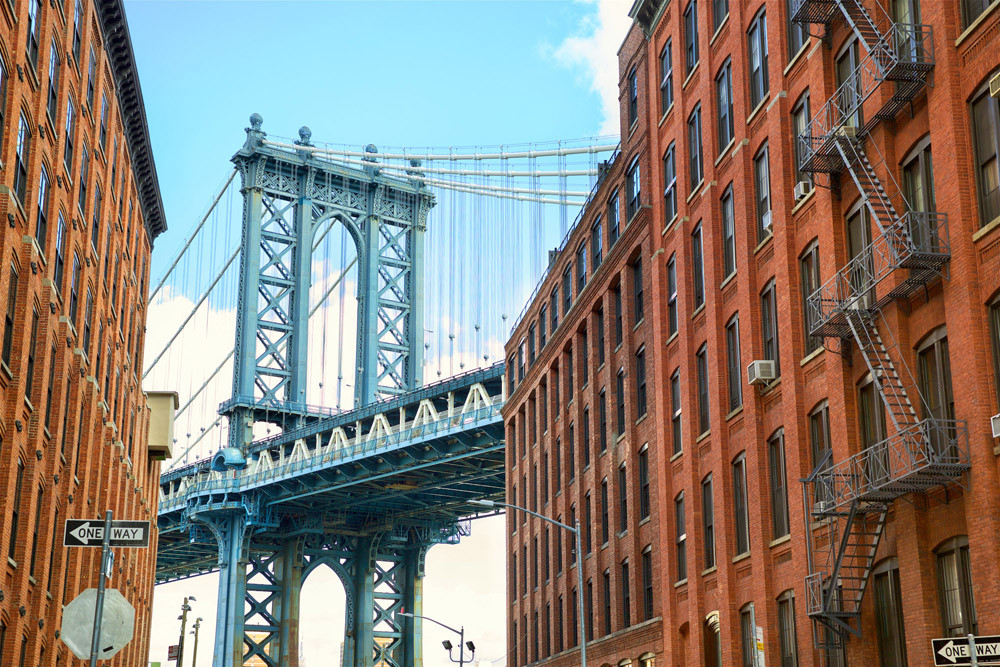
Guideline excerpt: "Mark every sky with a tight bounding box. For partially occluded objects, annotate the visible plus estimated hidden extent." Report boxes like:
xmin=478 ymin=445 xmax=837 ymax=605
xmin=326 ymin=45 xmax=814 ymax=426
xmin=132 ymin=1 xmax=630 ymax=665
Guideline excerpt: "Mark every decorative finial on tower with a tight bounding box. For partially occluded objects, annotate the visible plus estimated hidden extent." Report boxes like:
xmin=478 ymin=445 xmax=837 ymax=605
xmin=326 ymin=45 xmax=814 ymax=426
xmin=363 ymin=144 xmax=381 ymax=175
xmin=244 ymin=113 xmax=265 ymax=151
xmin=250 ymin=113 xmax=263 ymax=130
xmin=297 ymin=126 xmax=312 ymax=146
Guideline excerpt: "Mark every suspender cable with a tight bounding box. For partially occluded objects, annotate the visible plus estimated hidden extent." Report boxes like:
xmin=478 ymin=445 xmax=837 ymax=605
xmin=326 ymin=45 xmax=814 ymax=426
xmin=262 ymin=139 xmax=618 ymax=162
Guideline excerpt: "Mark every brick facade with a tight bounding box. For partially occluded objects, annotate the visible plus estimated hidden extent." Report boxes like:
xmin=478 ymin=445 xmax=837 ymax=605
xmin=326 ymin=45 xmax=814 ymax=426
xmin=505 ymin=0 xmax=1000 ymax=665
xmin=0 ymin=0 xmax=165 ymax=664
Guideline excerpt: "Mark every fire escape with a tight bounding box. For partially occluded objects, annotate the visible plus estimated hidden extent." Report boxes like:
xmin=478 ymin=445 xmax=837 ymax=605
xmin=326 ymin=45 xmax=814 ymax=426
xmin=790 ymin=0 xmax=972 ymax=652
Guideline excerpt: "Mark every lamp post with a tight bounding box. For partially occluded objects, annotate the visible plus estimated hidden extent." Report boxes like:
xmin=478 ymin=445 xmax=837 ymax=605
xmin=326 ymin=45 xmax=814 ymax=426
xmin=189 ymin=617 xmax=203 ymax=667
xmin=398 ymin=612 xmax=475 ymax=666
xmin=176 ymin=596 xmax=196 ymax=667
xmin=471 ymin=499 xmax=587 ymax=667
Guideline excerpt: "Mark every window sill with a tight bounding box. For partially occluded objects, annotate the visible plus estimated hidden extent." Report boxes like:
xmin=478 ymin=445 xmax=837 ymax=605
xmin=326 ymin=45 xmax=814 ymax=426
xmin=746 ymin=94 xmax=770 ymax=126
xmin=720 ymin=271 xmax=736 ymax=290
xmin=714 ymin=140 xmax=735 ymax=167
xmin=662 ymin=214 xmax=682 ymax=236
xmin=766 ymin=90 xmax=788 ymax=114
xmin=791 ymin=187 xmax=816 ymax=215
xmin=686 ymin=182 xmax=702 ymax=203
xmin=8 ymin=557 xmax=17 ymax=568
xmin=695 ymin=429 xmax=711 ymax=443
xmin=666 ymin=330 xmax=678 ymax=346
xmin=956 ymin=0 xmax=1000 ymax=45
xmin=800 ymin=346 xmax=825 ymax=367
xmin=690 ymin=303 xmax=705 ymax=320
xmin=658 ymin=103 xmax=674 ymax=128
xmin=682 ymin=63 xmax=699 ymax=89
xmin=616 ymin=432 xmax=626 ymax=444
xmin=627 ymin=119 xmax=639 ymax=141
xmin=700 ymin=179 xmax=717 ymax=197
xmin=783 ymin=41 xmax=811 ymax=77
xmin=732 ymin=551 xmax=751 ymax=563
xmin=28 ymin=575 xmax=38 ymax=586
xmin=673 ymin=578 xmax=688 ymax=589
xmin=701 ymin=565 xmax=717 ymax=576
xmin=0 ymin=360 xmax=12 ymax=380
xmin=635 ymin=413 xmax=648 ymax=427
xmin=725 ymin=405 xmax=743 ymax=421
xmin=633 ymin=317 xmax=644 ymax=332
xmin=973 ymin=213 xmax=1000 ymax=242
xmin=709 ymin=14 xmax=730 ymax=45
xmin=754 ymin=232 xmax=773 ymax=255
xmin=639 ymin=516 xmax=651 ymax=526
xmin=769 ymin=534 xmax=791 ymax=548
xmin=670 ymin=449 xmax=683 ymax=462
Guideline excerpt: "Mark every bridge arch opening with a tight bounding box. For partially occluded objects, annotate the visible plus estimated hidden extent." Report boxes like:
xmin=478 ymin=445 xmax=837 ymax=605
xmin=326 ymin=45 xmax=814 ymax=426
xmin=299 ymin=560 xmax=349 ymax=664
xmin=307 ymin=217 xmax=360 ymax=412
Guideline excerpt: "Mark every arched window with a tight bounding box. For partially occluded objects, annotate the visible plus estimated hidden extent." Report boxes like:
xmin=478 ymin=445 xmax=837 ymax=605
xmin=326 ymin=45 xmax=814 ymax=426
xmin=873 ymin=558 xmax=907 ymax=666
xmin=915 ymin=326 xmax=956 ymax=457
xmin=776 ymin=589 xmax=798 ymax=666
xmin=935 ymin=536 xmax=977 ymax=636
xmin=989 ymin=291 xmax=1000 ymax=411
xmin=703 ymin=611 xmax=721 ymax=667
xmin=14 ymin=113 xmax=31 ymax=206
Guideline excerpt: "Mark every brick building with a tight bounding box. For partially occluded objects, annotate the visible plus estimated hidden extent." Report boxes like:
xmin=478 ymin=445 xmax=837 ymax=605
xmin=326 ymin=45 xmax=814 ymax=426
xmin=504 ymin=0 xmax=1000 ymax=665
xmin=0 ymin=0 xmax=169 ymax=664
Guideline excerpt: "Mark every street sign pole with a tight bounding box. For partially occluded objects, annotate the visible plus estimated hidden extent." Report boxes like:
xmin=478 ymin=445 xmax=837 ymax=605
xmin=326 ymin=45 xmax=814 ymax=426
xmin=89 ymin=510 xmax=113 ymax=667
xmin=971 ymin=635 xmax=980 ymax=667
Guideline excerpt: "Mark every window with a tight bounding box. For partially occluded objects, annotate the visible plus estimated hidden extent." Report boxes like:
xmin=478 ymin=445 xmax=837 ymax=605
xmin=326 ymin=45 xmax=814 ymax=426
xmin=83 ymin=289 xmax=93 ymax=353
xmin=917 ymin=328 xmax=956 ymax=457
xmin=902 ymin=141 xmax=937 ymax=250
xmin=628 ymin=67 xmax=639 ymax=127
xmin=69 ymin=254 xmax=81 ymax=323
xmin=792 ymin=92 xmax=813 ymax=192
xmin=800 ymin=240 xmax=821 ymax=354
xmin=990 ymin=295 xmax=1000 ymax=411
xmin=663 ymin=143 xmax=678 ymax=223
xmin=761 ymin=279 xmax=781 ymax=376
xmin=627 ymin=158 xmax=641 ymax=220
xmin=692 ymin=221 xmax=705 ymax=309
xmin=859 ymin=375 xmax=888 ymax=484
xmin=26 ymin=0 xmax=41 ymax=69
xmin=733 ymin=453 xmax=750 ymax=554
xmin=544 ymin=527 xmax=550 ymax=581
xmin=581 ymin=332 xmax=589 ymax=385
xmin=937 ymin=536 xmax=978 ymax=636
xmin=702 ymin=474 xmax=715 ymax=568
xmin=614 ymin=287 xmax=623 ymax=346
xmin=635 ymin=348 xmax=647 ymax=418
xmin=748 ymin=10 xmax=770 ymax=108
xmin=603 ymin=569 xmax=612 ymax=635
xmin=616 ymin=368 xmax=626 ymax=436
xmin=618 ymin=464 xmax=628 ymax=532
xmin=532 ymin=537 xmax=538 ymax=588
xmin=596 ymin=309 xmax=605 ymax=365
xmin=563 ymin=264 xmax=572 ymax=316
xmin=79 ymin=141 xmax=90 ymax=214
xmin=696 ymin=344 xmax=710 ymax=434
xmin=99 ymin=94 xmax=109 ymax=149
xmin=517 ymin=342 xmax=525 ymax=381
xmin=9 ymin=459 xmax=25 ymax=560
xmin=972 ymin=84 xmax=1000 ymax=226
xmin=73 ymin=0 xmax=83 ymax=62
xmin=726 ymin=314 xmax=742 ymax=411
xmin=621 ymin=559 xmax=631 ymax=627
xmin=769 ymin=429 xmax=790 ymax=538
xmin=809 ymin=401 xmax=832 ymax=472
xmin=667 ymin=253 xmax=678 ymax=335
xmin=721 ymin=186 xmax=736 ymax=277
xmin=671 ymin=369 xmax=682 ymax=455
xmin=44 ymin=344 xmax=56 ymax=429
xmin=638 ymin=445 xmax=650 ymax=519
xmin=633 ymin=258 xmax=644 ymax=323
xmin=713 ymin=0 xmax=729 ymax=30
xmin=14 ymin=114 xmax=31 ymax=206
xmin=688 ymin=105 xmax=704 ymax=187
xmin=601 ymin=478 xmax=610 ymax=544
xmin=65 ymin=99 xmax=76 ymax=174
xmin=592 ymin=217 xmax=603 ymax=270
xmin=47 ymin=41 xmax=60 ymax=121
xmin=684 ymin=0 xmax=699 ymax=73
xmin=29 ymin=486 xmax=43 ymax=576
xmin=540 ymin=305 xmax=547 ymax=347
xmin=675 ymin=491 xmax=687 ymax=581
xmin=599 ymin=388 xmax=608 ymax=452
xmin=86 ymin=46 xmax=96 ymax=108
xmin=583 ymin=407 xmax=591 ymax=467
xmin=836 ymin=41 xmax=863 ymax=130
xmin=705 ymin=614 xmax=723 ymax=667
xmin=542 ymin=453 xmax=549 ymax=505
xmin=36 ymin=165 xmax=50 ymax=250
xmin=641 ymin=548 xmax=654 ymax=620
xmin=585 ymin=493 xmax=593 ymax=553
xmin=550 ymin=287 xmax=559 ymax=331
xmin=873 ymin=559 xmax=907 ymax=667
xmin=716 ymin=61 xmax=734 ymax=149
xmin=777 ymin=590 xmax=799 ymax=667
xmin=740 ymin=603 xmax=757 ymax=667
xmin=92 ymin=184 xmax=102 ymax=250
xmin=660 ymin=41 xmax=674 ymax=114
xmin=846 ymin=206 xmax=874 ymax=308
xmin=25 ymin=309 xmax=39 ymax=398
xmin=0 ymin=55 xmax=7 ymax=131
xmin=787 ymin=0 xmax=808 ymax=55
xmin=962 ymin=0 xmax=991 ymax=26
xmin=608 ymin=191 xmax=620 ymax=245
xmin=528 ymin=324 xmax=536 ymax=367
xmin=754 ymin=142 xmax=771 ymax=242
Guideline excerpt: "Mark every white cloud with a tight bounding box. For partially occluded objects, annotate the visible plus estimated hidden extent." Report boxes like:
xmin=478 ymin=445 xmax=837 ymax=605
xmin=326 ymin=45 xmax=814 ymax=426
xmin=552 ymin=0 xmax=633 ymax=136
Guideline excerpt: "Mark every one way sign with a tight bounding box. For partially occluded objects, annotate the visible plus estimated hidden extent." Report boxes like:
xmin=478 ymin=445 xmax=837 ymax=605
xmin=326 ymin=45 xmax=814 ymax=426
xmin=63 ymin=519 xmax=150 ymax=548
xmin=933 ymin=636 xmax=1000 ymax=665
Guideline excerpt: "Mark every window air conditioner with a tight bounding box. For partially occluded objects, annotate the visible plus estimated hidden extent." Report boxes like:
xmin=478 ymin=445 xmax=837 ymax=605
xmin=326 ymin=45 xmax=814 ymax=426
xmin=991 ymin=413 xmax=1000 ymax=439
xmin=836 ymin=125 xmax=858 ymax=139
xmin=747 ymin=360 xmax=777 ymax=386
xmin=794 ymin=181 xmax=810 ymax=201
xmin=990 ymin=72 xmax=1000 ymax=98
xmin=762 ymin=210 xmax=773 ymax=233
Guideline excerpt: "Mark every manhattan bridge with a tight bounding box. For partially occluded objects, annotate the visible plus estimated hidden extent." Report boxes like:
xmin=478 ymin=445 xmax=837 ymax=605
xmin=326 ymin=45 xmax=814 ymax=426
xmin=147 ymin=114 xmax=617 ymax=667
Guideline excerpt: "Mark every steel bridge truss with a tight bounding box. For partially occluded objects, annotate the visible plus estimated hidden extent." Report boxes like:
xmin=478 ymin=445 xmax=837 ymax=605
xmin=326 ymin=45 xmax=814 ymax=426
xmin=790 ymin=0 xmax=972 ymax=653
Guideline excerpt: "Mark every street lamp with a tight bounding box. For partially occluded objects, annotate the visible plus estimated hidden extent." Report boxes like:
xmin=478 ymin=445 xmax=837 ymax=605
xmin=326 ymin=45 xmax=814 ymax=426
xmin=470 ymin=498 xmax=587 ymax=667
xmin=189 ymin=617 xmax=203 ymax=667
xmin=398 ymin=612 xmax=475 ymax=666
xmin=176 ymin=596 xmax=196 ymax=667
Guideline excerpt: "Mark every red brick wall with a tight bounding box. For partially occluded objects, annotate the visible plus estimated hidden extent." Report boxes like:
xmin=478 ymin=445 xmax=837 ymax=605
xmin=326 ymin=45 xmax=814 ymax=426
xmin=0 ymin=0 xmax=161 ymax=664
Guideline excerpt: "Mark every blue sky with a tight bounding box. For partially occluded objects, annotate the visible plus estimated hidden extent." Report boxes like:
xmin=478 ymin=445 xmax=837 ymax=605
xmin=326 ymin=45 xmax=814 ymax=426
xmin=132 ymin=1 xmax=630 ymax=665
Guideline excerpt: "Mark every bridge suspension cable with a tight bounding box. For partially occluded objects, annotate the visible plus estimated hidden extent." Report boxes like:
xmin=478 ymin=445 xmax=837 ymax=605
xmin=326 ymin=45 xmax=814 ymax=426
xmin=262 ymin=139 xmax=617 ymax=161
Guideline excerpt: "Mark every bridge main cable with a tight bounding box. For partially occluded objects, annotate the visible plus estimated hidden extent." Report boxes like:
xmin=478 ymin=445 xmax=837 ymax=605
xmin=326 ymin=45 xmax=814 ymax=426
xmin=262 ymin=139 xmax=619 ymax=161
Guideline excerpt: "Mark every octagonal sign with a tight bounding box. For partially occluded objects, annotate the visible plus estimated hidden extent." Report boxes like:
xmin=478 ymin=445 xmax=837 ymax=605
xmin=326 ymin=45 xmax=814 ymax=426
xmin=60 ymin=588 xmax=135 ymax=661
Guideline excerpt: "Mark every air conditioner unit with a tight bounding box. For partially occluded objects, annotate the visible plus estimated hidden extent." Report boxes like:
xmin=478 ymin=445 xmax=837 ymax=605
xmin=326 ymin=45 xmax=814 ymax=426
xmin=991 ymin=413 xmax=1000 ymax=438
xmin=990 ymin=72 xmax=1000 ymax=98
xmin=836 ymin=124 xmax=858 ymax=138
xmin=794 ymin=181 xmax=810 ymax=200
xmin=762 ymin=210 xmax=773 ymax=233
xmin=747 ymin=360 xmax=777 ymax=385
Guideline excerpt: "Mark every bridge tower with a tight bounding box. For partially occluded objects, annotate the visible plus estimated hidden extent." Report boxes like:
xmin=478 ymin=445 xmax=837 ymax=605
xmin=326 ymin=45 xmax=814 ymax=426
xmin=201 ymin=114 xmax=437 ymax=667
